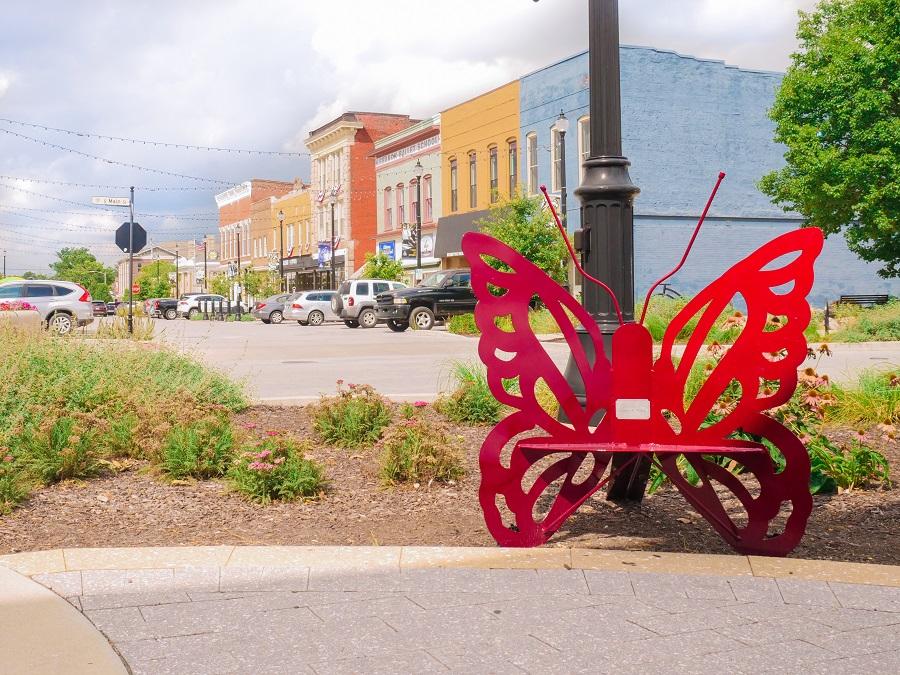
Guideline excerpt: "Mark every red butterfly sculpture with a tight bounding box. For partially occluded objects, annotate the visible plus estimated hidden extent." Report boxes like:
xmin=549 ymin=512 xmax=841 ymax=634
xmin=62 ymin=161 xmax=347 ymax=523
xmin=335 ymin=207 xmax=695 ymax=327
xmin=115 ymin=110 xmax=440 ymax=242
xmin=462 ymin=174 xmax=824 ymax=556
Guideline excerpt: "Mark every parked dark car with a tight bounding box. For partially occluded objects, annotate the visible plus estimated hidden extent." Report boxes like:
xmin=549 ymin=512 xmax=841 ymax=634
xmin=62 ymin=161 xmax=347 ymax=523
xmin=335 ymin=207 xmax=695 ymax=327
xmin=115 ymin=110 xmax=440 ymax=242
xmin=374 ymin=270 xmax=475 ymax=331
xmin=92 ymin=301 xmax=109 ymax=317
xmin=151 ymin=298 xmax=179 ymax=320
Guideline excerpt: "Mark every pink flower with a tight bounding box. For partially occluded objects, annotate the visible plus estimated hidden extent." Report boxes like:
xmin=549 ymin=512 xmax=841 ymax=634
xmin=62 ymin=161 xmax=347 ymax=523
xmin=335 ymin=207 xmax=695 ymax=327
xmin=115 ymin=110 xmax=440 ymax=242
xmin=241 ymin=422 xmax=258 ymax=430
xmin=256 ymin=449 xmax=272 ymax=459
xmin=248 ymin=461 xmax=275 ymax=472
xmin=413 ymin=401 xmax=428 ymax=408
xmin=266 ymin=430 xmax=280 ymax=437
xmin=2 ymin=455 xmax=12 ymax=463
xmin=273 ymin=457 xmax=285 ymax=465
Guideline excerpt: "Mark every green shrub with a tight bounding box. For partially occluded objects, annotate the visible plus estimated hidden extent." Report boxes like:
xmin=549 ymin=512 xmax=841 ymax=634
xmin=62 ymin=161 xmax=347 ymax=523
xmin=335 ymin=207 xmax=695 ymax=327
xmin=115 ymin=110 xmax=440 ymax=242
xmin=94 ymin=316 xmax=155 ymax=340
xmin=829 ymin=370 xmax=899 ymax=426
xmin=0 ymin=455 xmax=31 ymax=513
xmin=447 ymin=313 xmax=479 ymax=335
xmin=13 ymin=416 xmax=103 ymax=485
xmin=312 ymin=382 xmax=392 ymax=448
xmin=161 ymin=416 xmax=235 ymax=480
xmin=808 ymin=440 xmax=891 ymax=492
xmin=637 ymin=296 xmax=743 ymax=344
xmin=823 ymin=300 xmax=900 ymax=342
xmin=436 ymin=362 xmax=502 ymax=425
xmin=228 ymin=436 xmax=326 ymax=503
xmin=378 ymin=415 xmax=465 ymax=485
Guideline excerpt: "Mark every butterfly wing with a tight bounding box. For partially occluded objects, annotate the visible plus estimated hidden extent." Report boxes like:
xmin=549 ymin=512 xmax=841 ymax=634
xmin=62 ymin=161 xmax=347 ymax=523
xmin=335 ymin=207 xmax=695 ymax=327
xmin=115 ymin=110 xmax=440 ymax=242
xmin=463 ymin=232 xmax=614 ymax=546
xmin=652 ymin=227 xmax=823 ymax=555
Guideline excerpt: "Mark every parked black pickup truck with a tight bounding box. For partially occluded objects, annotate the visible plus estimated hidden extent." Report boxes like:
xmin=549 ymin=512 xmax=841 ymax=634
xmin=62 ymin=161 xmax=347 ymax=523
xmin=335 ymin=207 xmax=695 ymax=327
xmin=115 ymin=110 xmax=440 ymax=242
xmin=374 ymin=269 xmax=476 ymax=331
xmin=150 ymin=298 xmax=179 ymax=320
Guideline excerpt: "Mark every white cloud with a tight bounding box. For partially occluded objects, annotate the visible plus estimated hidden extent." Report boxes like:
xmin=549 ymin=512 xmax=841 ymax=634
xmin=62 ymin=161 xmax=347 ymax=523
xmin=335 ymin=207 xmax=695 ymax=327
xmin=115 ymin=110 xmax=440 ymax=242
xmin=0 ymin=0 xmax=818 ymax=273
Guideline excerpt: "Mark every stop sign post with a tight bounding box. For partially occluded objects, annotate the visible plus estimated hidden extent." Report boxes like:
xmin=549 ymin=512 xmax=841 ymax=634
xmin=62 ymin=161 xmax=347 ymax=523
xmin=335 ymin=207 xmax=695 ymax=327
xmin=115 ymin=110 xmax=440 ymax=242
xmin=99 ymin=188 xmax=139 ymax=334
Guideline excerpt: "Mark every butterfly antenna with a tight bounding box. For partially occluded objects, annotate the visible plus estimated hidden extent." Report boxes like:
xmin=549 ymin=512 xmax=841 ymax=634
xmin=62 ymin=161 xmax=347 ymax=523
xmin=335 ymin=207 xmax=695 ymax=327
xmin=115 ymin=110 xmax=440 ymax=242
xmin=540 ymin=185 xmax=624 ymax=325
xmin=638 ymin=171 xmax=726 ymax=325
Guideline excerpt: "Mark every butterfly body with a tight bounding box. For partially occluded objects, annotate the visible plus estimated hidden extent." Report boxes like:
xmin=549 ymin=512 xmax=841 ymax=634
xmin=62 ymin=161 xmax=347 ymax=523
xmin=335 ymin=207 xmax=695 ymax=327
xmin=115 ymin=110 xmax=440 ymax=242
xmin=463 ymin=225 xmax=824 ymax=556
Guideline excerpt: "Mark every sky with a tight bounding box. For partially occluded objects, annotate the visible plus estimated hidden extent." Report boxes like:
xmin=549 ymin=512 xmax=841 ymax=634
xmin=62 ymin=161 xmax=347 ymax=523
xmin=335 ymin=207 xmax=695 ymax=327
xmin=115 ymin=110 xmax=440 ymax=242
xmin=0 ymin=0 xmax=818 ymax=275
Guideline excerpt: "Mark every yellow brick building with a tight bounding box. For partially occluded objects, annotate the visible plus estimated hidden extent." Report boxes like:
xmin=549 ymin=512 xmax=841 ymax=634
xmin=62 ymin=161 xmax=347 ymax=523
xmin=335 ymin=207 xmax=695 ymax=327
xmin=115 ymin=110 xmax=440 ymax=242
xmin=435 ymin=80 xmax=520 ymax=268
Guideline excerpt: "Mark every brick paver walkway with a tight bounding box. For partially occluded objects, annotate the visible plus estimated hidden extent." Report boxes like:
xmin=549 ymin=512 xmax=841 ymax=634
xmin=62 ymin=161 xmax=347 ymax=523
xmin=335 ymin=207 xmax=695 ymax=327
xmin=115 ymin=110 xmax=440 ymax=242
xmin=33 ymin=565 xmax=900 ymax=674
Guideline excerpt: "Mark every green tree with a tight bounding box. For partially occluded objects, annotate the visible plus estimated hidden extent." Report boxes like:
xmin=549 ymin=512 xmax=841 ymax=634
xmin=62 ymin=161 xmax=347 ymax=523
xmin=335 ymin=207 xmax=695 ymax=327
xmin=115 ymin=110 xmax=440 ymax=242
xmin=134 ymin=260 xmax=176 ymax=299
xmin=209 ymin=274 xmax=231 ymax=297
xmin=242 ymin=270 xmax=281 ymax=299
xmin=50 ymin=247 xmax=115 ymax=302
xmin=361 ymin=252 xmax=405 ymax=281
xmin=476 ymin=193 xmax=568 ymax=284
xmin=760 ymin=0 xmax=900 ymax=277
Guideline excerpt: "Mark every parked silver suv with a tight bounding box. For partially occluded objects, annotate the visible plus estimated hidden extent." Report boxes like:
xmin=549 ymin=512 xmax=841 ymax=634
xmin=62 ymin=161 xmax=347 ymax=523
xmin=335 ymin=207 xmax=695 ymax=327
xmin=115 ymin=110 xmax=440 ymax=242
xmin=331 ymin=279 xmax=407 ymax=328
xmin=0 ymin=280 xmax=94 ymax=334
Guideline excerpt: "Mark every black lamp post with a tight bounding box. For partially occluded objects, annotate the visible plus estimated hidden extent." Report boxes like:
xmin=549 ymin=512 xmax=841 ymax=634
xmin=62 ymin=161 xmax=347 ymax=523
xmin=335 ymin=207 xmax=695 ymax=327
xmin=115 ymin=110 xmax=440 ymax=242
xmin=413 ymin=159 xmax=424 ymax=281
xmin=555 ymin=110 xmax=569 ymax=230
xmin=565 ymin=0 xmax=646 ymax=501
xmin=277 ymin=209 xmax=285 ymax=291
xmin=329 ymin=196 xmax=337 ymax=290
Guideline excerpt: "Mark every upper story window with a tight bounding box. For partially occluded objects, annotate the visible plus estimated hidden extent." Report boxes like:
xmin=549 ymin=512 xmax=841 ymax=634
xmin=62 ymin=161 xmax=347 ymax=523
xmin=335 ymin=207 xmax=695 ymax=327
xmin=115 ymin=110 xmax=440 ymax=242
xmin=423 ymin=175 xmax=433 ymax=222
xmin=397 ymin=183 xmax=406 ymax=224
xmin=384 ymin=187 xmax=393 ymax=231
xmin=551 ymin=127 xmax=564 ymax=193
xmin=488 ymin=145 xmax=499 ymax=203
xmin=526 ymin=133 xmax=538 ymax=195
xmin=578 ymin=116 xmax=590 ymax=181
xmin=449 ymin=158 xmax=458 ymax=212
xmin=410 ymin=179 xmax=419 ymax=223
xmin=508 ymin=139 xmax=518 ymax=196
xmin=468 ymin=151 xmax=477 ymax=208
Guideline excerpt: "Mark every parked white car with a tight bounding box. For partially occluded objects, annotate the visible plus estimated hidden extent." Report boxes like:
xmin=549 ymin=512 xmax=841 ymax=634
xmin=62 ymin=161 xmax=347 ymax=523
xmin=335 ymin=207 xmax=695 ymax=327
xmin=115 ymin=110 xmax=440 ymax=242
xmin=285 ymin=290 xmax=339 ymax=326
xmin=331 ymin=280 xmax=407 ymax=328
xmin=0 ymin=280 xmax=94 ymax=334
xmin=176 ymin=293 xmax=226 ymax=319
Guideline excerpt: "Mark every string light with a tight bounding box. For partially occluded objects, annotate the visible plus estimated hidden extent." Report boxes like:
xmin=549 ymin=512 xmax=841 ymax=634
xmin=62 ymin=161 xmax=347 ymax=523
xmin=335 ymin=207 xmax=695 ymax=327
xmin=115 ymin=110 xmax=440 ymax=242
xmin=0 ymin=118 xmax=307 ymax=157
xmin=0 ymin=174 xmax=216 ymax=192
xmin=0 ymin=128 xmax=237 ymax=184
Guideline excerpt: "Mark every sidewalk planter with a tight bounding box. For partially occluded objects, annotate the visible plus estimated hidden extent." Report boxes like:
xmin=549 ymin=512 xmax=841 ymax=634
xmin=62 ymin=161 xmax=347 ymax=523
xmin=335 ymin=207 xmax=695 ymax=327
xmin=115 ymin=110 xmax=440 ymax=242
xmin=0 ymin=303 xmax=41 ymax=332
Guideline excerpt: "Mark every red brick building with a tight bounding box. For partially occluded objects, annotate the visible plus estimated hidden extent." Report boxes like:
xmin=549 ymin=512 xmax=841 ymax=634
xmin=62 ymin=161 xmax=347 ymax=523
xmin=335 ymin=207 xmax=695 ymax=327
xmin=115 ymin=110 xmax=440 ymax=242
xmin=215 ymin=179 xmax=293 ymax=276
xmin=305 ymin=113 xmax=415 ymax=280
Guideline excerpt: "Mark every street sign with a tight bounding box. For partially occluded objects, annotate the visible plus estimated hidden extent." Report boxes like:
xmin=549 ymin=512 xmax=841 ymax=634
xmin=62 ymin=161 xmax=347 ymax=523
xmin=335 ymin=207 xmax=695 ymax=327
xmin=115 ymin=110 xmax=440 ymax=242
xmin=115 ymin=222 xmax=147 ymax=254
xmin=131 ymin=283 xmax=140 ymax=294
xmin=92 ymin=196 xmax=131 ymax=207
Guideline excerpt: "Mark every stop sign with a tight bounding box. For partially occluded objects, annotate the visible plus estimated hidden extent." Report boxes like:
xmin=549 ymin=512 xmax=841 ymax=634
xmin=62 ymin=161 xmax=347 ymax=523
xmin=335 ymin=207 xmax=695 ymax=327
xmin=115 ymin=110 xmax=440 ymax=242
xmin=131 ymin=283 xmax=140 ymax=294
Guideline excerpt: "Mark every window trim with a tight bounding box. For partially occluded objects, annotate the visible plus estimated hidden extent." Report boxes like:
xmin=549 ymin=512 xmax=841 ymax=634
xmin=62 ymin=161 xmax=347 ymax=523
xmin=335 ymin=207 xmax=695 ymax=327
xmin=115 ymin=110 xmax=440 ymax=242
xmin=507 ymin=138 xmax=518 ymax=197
xmin=449 ymin=158 xmax=458 ymax=212
xmin=526 ymin=132 xmax=538 ymax=195
xmin=488 ymin=145 xmax=499 ymax=203
xmin=468 ymin=151 xmax=477 ymax=209
xmin=578 ymin=115 xmax=590 ymax=182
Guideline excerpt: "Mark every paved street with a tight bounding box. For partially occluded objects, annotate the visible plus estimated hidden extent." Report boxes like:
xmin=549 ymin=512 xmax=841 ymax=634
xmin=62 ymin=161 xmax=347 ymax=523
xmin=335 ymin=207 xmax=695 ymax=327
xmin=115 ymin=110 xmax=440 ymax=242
xmin=145 ymin=319 xmax=900 ymax=403
xmin=11 ymin=547 xmax=900 ymax=675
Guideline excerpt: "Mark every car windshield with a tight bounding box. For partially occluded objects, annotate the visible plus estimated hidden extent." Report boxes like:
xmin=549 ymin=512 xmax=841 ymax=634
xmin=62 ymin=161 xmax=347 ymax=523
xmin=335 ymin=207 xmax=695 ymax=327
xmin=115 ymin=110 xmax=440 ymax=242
xmin=420 ymin=271 xmax=453 ymax=287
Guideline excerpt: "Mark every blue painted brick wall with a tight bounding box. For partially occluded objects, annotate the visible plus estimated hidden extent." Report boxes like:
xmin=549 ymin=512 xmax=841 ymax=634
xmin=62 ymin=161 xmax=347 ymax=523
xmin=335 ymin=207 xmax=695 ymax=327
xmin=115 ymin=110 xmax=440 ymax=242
xmin=519 ymin=46 xmax=899 ymax=305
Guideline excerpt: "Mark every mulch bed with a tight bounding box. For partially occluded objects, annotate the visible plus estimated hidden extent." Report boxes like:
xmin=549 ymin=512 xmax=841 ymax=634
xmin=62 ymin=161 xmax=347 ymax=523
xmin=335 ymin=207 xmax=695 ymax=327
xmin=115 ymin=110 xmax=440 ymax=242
xmin=1 ymin=405 xmax=897 ymax=565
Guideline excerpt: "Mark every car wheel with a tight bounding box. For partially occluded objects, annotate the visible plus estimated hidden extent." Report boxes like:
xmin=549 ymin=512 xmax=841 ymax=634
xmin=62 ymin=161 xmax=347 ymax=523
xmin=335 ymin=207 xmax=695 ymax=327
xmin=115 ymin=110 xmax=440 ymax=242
xmin=410 ymin=306 xmax=435 ymax=330
xmin=387 ymin=319 xmax=409 ymax=332
xmin=344 ymin=320 xmax=360 ymax=328
xmin=187 ymin=308 xmax=199 ymax=319
xmin=298 ymin=320 xmax=309 ymax=326
xmin=47 ymin=312 xmax=73 ymax=335
xmin=270 ymin=310 xmax=284 ymax=324
xmin=358 ymin=308 xmax=377 ymax=328
xmin=164 ymin=308 xmax=177 ymax=320
xmin=308 ymin=310 xmax=325 ymax=326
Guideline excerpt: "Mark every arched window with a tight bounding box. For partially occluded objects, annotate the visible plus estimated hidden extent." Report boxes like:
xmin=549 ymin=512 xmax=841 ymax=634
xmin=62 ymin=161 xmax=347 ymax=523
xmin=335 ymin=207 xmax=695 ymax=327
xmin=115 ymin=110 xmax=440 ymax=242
xmin=550 ymin=126 xmax=562 ymax=193
xmin=526 ymin=133 xmax=538 ymax=194
xmin=578 ymin=116 xmax=590 ymax=182
xmin=423 ymin=175 xmax=433 ymax=222
xmin=384 ymin=187 xmax=393 ymax=231
xmin=397 ymin=183 xmax=406 ymax=224
xmin=507 ymin=138 xmax=518 ymax=196
xmin=410 ymin=179 xmax=419 ymax=223
xmin=449 ymin=158 xmax=458 ymax=212
xmin=488 ymin=145 xmax=499 ymax=203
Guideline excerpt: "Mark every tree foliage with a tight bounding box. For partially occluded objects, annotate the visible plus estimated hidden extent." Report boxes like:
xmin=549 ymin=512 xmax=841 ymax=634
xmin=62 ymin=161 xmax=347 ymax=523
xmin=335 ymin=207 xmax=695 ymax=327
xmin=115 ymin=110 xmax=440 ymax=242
xmin=134 ymin=260 xmax=175 ymax=300
xmin=242 ymin=270 xmax=281 ymax=299
xmin=361 ymin=252 xmax=405 ymax=281
xmin=49 ymin=248 xmax=115 ymax=302
xmin=760 ymin=0 xmax=900 ymax=277
xmin=476 ymin=193 xmax=568 ymax=284
xmin=208 ymin=274 xmax=231 ymax=297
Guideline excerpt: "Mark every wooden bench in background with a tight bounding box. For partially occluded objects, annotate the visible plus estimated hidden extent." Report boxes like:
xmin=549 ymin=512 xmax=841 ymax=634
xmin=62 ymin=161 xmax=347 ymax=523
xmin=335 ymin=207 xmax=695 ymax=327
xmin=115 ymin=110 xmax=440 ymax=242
xmin=825 ymin=294 xmax=891 ymax=332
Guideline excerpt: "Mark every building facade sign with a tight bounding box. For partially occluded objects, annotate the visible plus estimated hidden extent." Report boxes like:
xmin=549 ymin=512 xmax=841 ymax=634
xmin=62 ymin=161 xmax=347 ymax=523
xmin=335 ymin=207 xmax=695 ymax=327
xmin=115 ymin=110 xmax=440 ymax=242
xmin=375 ymin=134 xmax=441 ymax=167
xmin=214 ymin=182 xmax=252 ymax=208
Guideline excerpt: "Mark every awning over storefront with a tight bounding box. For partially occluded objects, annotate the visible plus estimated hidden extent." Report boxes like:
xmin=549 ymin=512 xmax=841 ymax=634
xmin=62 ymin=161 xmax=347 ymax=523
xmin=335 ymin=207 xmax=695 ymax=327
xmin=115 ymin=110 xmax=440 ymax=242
xmin=433 ymin=209 xmax=490 ymax=258
xmin=282 ymin=255 xmax=317 ymax=272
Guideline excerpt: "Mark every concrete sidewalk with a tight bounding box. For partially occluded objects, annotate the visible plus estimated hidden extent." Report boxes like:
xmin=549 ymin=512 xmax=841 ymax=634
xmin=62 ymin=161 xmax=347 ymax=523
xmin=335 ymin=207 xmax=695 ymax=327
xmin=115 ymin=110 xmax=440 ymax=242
xmin=2 ymin=547 xmax=900 ymax=674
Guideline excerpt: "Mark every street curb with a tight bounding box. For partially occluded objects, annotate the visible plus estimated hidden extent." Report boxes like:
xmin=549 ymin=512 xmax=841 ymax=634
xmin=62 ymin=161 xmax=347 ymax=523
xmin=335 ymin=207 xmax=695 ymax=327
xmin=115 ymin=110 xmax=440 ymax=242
xmin=0 ymin=566 xmax=127 ymax=675
xmin=2 ymin=546 xmax=899 ymax=587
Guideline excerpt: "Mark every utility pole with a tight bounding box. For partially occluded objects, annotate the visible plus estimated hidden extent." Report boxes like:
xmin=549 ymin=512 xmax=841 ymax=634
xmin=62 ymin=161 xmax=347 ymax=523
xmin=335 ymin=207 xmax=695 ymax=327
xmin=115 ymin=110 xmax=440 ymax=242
xmin=414 ymin=160 xmax=424 ymax=282
xmin=128 ymin=186 xmax=135 ymax=335
xmin=236 ymin=230 xmax=242 ymax=306
xmin=556 ymin=111 xmax=569 ymax=230
xmin=203 ymin=238 xmax=208 ymax=291
xmin=278 ymin=209 xmax=285 ymax=292
xmin=175 ymin=244 xmax=180 ymax=298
